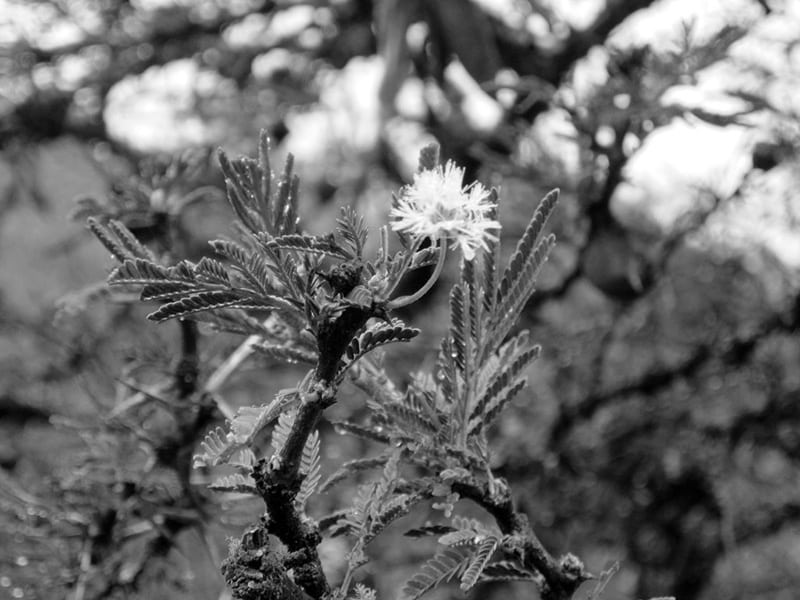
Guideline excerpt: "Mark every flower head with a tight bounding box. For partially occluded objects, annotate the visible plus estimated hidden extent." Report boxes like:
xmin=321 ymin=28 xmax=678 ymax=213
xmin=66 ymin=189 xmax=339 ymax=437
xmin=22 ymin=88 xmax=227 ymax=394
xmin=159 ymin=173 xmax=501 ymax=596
xmin=389 ymin=161 xmax=500 ymax=260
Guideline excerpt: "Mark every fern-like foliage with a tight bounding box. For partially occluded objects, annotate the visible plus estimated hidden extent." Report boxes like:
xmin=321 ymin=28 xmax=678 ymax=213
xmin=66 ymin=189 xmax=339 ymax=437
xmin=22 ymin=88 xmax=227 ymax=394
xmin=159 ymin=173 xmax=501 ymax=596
xmin=320 ymin=453 xmax=392 ymax=494
xmin=349 ymin=583 xmax=377 ymax=600
xmin=402 ymin=516 xmax=502 ymax=598
xmin=487 ymin=188 xmax=558 ymax=354
xmin=267 ymin=233 xmax=353 ymax=260
xmin=102 ymin=236 xmax=308 ymax=326
xmin=498 ymin=188 xmax=558 ymax=301
xmin=437 ymin=528 xmax=479 ymax=547
xmin=217 ymin=130 xmax=299 ymax=237
xmin=229 ymin=448 xmax=258 ymax=470
xmin=330 ymin=449 xmax=431 ymax=600
xmin=459 ymin=537 xmax=498 ymax=591
xmin=359 ymin=372 xmax=443 ymax=447
xmin=193 ymin=386 xmax=302 ymax=468
xmin=194 ymin=256 xmax=232 ymax=285
xmin=296 ymin=429 xmax=321 ymax=511
xmin=316 ymin=189 xmax=561 ymax=600
xmin=336 ymin=207 xmax=369 ymax=259
xmin=90 ymin=133 xmax=332 ymax=333
xmin=147 ymin=290 xmax=288 ymax=322
xmin=330 ymin=453 xmax=421 ymax=595
xmin=88 ymin=218 xmax=157 ymax=263
xmin=459 ymin=193 xmax=555 ymax=438
xmin=208 ymin=238 xmax=282 ymax=298
xmin=270 ymin=410 xmax=295 ymax=456
xmin=348 ymin=191 xmax=556 ymax=475
xmin=193 ymin=426 xmax=234 ymax=469
xmin=110 ymin=258 xmax=193 ymax=285
xmin=335 ymin=321 xmax=420 ymax=382
xmin=84 ymin=132 xmax=569 ymax=600
xmin=467 ymin=335 xmax=541 ymax=437
xmin=401 ymin=547 xmax=473 ymax=600
xmin=439 ymin=516 xmax=499 ymax=546
xmin=381 ymin=390 xmax=441 ymax=438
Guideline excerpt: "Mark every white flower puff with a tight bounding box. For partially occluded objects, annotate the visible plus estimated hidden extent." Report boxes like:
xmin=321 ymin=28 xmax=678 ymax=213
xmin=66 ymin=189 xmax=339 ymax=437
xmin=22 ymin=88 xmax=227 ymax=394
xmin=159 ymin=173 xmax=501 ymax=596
xmin=389 ymin=161 xmax=501 ymax=261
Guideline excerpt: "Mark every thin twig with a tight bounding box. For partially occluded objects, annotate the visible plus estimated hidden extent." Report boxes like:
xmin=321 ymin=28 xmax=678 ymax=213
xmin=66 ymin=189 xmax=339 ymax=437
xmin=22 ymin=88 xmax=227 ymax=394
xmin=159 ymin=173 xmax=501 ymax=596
xmin=203 ymin=335 xmax=261 ymax=420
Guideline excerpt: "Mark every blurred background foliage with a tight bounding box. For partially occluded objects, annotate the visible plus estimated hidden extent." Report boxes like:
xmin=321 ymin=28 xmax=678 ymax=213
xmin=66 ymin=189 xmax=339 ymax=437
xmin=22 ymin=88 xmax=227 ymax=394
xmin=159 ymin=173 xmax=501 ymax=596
xmin=1 ymin=0 xmax=799 ymax=599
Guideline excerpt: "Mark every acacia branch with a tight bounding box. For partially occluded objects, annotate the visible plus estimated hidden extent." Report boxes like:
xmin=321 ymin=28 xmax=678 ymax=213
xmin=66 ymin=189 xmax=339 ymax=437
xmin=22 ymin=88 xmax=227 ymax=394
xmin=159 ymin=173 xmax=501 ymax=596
xmin=226 ymin=300 xmax=380 ymax=599
xmin=452 ymin=477 xmax=588 ymax=600
xmin=227 ymin=382 xmax=333 ymax=599
xmin=501 ymin=0 xmax=657 ymax=84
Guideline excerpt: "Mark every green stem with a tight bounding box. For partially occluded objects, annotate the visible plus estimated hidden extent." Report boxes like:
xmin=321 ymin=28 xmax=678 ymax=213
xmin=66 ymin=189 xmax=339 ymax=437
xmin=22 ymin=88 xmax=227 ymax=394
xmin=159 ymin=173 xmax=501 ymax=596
xmin=384 ymin=235 xmax=423 ymax=298
xmin=202 ymin=335 xmax=257 ymax=420
xmin=175 ymin=320 xmax=199 ymax=399
xmin=387 ymin=242 xmax=447 ymax=309
xmin=337 ymin=541 xmax=362 ymax=598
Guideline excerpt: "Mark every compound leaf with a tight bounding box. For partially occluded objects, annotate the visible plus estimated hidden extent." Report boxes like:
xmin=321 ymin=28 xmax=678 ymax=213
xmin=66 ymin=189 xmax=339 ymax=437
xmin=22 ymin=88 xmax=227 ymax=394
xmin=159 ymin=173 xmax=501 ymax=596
xmin=336 ymin=206 xmax=368 ymax=258
xmin=335 ymin=321 xmax=419 ymax=382
xmin=268 ymin=233 xmax=351 ymax=260
xmin=401 ymin=546 xmax=472 ymax=600
xmin=498 ymin=188 xmax=558 ymax=302
xmin=296 ymin=429 xmax=321 ymax=510
xmin=460 ymin=537 xmax=498 ymax=591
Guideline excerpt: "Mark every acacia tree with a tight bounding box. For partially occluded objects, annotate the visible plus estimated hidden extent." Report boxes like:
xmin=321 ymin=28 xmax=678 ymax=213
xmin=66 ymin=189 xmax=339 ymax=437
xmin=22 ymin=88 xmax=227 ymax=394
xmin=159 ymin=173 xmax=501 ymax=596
xmin=4 ymin=2 xmax=799 ymax=599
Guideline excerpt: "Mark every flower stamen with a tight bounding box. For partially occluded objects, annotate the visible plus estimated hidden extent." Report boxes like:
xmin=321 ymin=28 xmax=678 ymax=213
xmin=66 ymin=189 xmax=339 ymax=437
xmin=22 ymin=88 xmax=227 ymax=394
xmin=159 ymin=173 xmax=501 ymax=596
xmin=389 ymin=161 xmax=500 ymax=262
